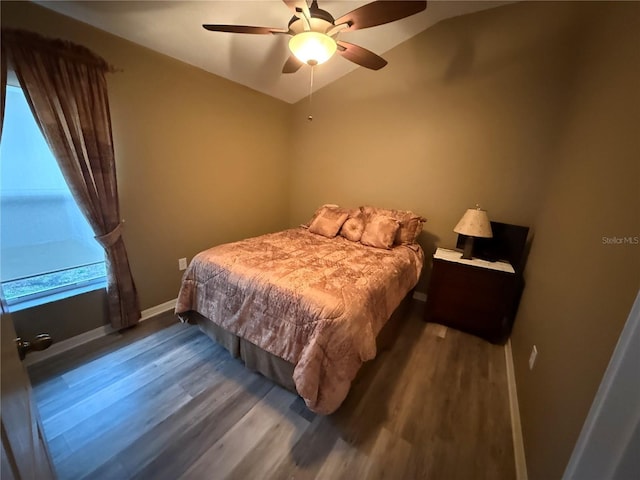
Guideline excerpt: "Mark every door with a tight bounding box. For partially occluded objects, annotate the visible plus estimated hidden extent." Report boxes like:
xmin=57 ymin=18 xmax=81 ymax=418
xmin=563 ymin=291 xmax=640 ymax=479
xmin=1 ymin=302 xmax=56 ymax=479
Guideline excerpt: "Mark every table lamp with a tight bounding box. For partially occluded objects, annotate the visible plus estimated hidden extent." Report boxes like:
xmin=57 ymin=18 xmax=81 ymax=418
xmin=454 ymin=205 xmax=493 ymax=259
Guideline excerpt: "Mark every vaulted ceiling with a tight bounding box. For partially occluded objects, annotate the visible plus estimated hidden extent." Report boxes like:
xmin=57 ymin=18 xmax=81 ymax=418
xmin=37 ymin=1 xmax=512 ymax=103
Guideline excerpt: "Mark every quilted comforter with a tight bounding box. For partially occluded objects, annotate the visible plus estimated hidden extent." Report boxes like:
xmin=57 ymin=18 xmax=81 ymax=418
xmin=175 ymin=227 xmax=423 ymax=414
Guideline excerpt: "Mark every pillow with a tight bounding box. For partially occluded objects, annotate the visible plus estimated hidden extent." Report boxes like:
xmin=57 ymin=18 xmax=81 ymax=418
xmin=339 ymin=208 xmax=365 ymax=242
xmin=303 ymin=203 xmax=340 ymax=228
xmin=395 ymin=211 xmax=427 ymax=245
xmin=361 ymin=205 xmax=426 ymax=245
xmin=360 ymin=214 xmax=400 ymax=249
xmin=308 ymin=206 xmax=349 ymax=238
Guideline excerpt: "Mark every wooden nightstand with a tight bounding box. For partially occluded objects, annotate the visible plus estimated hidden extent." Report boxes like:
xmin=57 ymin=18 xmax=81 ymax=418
xmin=424 ymin=248 xmax=523 ymax=344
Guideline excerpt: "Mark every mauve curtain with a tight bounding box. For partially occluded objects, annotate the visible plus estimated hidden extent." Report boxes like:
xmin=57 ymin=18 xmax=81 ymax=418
xmin=1 ymin=29 xmax=140 ymax=329
xmin=0 ymin=44 xmax=7 ymax=309
xmin=1 ymin=42 xmax=6 ymax=140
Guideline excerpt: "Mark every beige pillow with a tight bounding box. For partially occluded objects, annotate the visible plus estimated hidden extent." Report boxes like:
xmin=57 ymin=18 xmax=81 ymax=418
xmin=360 ymin=214 xmax=400 ymax=249
xmin=395 ymin=212 xmax=427 ymax=245
xmin=308 ymin=206 xmax=349 ymax=238
xmin=303 ymin=203 xmax=340 ymax=228
xmin=361 ymin=205 xmax=426 ymax=245
xmin=339 ymin=208 xmax=365 ymax=242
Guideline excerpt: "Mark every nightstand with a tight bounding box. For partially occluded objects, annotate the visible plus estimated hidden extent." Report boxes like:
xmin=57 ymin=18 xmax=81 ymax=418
xmin=424 ymin=248 xmax=523 ymax=344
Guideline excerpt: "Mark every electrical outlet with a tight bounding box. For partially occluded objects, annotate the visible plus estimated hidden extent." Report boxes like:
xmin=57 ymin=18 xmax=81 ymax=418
xmin=529 ymin=345 xmax=538 ymax=370
xmin=178 ymin=257 xmax=187 ymax=271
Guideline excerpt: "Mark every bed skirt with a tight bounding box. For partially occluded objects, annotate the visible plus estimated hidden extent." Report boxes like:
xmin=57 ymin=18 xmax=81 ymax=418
xmin=184 ymin=292 xmax=414 ymax=397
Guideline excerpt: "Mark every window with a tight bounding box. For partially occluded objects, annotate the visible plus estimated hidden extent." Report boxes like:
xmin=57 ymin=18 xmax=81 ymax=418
xmin=0 ymin=85 xmax=106 ymax=307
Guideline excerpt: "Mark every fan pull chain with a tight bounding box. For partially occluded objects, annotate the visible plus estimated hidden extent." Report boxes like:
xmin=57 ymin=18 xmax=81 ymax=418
xmin=308 ymin=66 xmax=314 ymax=122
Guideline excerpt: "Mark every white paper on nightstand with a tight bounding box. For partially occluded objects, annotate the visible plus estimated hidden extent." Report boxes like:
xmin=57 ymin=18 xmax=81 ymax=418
xmin=434 ymin=248 xmax=515 ymax=273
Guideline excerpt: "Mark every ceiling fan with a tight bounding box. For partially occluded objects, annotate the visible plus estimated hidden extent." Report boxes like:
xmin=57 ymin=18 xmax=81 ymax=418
xmin=203 ymin=0 xmax=428 ymax=73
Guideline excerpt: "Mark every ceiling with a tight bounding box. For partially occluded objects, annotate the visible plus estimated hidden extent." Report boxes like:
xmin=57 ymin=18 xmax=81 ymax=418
xmin=37 ymin=1 xmax=511 ymax=104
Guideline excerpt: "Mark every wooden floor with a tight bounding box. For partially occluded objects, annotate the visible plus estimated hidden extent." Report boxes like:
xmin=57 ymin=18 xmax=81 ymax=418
xmin=28 ymin=301 xmax=515 ymax=480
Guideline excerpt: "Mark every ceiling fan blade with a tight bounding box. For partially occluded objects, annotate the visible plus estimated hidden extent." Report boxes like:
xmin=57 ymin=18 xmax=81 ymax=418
xmin=336 ymin=41 xmax=387 ymax=70
xmin=282 ymin=0 xmax=311 ymax=18
xmin=282 ymin=0 xmax=299 ymax=11
xmin=335 ymin=1 xmax=427 ymax=31
xmin=202 ymin=25 xmax=288 ymax=35
xmin=282 ymin=55 xmax=304 ymax=73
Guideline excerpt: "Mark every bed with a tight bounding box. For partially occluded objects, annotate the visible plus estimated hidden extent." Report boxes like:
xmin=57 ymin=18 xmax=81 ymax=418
xmin=175 ymin=205 xmax=425 ymax=414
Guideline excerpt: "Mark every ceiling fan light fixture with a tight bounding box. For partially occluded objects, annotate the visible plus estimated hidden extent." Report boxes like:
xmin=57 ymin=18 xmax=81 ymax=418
xmin=289 ymin=31 xmax=337 ymax=66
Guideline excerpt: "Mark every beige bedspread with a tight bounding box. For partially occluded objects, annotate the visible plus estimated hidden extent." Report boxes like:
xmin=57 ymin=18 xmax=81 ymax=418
xmin=175 ymin=227 xmax=423 ymax=414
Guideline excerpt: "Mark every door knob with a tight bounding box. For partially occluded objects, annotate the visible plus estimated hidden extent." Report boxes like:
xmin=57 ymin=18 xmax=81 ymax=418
xmin=15 ymin=334 xmax=53 ymax=360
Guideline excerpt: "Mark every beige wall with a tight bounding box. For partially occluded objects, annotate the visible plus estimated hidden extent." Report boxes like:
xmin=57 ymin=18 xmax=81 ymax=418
xmin=288 ymin=1 xmax=639 ymax=478
xmin=9 ymin=289 xmax=109 ymax=342
xmin=2 ymin=1 xmax=291 ymax=339
xmin=511 ymin=2 xmax=640 ymax=479
xmin=289 ymin=1 xmax=586 ymax=289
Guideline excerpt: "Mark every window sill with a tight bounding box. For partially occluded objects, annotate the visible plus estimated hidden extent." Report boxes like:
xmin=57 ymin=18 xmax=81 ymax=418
xmin=6 ymin=279 xmax=107 ymax=312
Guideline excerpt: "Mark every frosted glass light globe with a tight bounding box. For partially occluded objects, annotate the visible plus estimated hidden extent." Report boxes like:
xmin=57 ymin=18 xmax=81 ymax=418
xmin=289 ymin=32 xmax=337 ymax=66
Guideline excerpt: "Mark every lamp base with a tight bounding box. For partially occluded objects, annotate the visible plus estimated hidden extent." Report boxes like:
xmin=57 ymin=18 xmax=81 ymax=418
xmin=461 ymin=236 xmax=474 ymax=260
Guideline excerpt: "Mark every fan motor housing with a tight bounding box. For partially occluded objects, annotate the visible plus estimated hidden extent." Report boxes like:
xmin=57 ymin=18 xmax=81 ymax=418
xmin=288 ymin=7 xmax=335 ymax=34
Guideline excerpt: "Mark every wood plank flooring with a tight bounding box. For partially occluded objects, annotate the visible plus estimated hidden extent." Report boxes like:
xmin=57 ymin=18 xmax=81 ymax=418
xmin=28 ymin=301 xmax=515 ymax=479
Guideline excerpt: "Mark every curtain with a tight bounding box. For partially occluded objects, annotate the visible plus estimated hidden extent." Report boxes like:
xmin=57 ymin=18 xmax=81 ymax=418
xmin=1 ymin=29 xmax=140 ymax=329
xmin=1 ymin=42 xmax=6 ymax=140
xmin=0 ymin=43 xmax=7 ymax=310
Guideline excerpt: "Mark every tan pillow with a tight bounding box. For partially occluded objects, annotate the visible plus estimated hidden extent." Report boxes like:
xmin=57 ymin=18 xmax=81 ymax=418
xmin=303 ymin=203 xmax=340 ymax=228
xmin=395 ymin=212 xmax=427 ymax=245
xmin=308 ymin=206 xmax=349 ymax=238
xmin=339 ymin=208 xmax=365 ymax=242
xmin=360 ymin=214 xmax=400 ymax=249
xmin=361 ymin=205 xmax=426 ymax=245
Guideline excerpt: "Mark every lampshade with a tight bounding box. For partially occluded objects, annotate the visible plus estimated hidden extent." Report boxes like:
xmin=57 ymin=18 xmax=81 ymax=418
xmin=454 ymin=207 xmax=493 ymax=238
xmin=289 ymin=32 xmax=337 ymax=66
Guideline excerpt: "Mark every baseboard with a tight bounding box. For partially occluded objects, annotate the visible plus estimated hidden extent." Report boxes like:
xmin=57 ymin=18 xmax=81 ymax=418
xmin=24 ymin=323 xmax=115 ymax=367
xmin=24 ymin=298 xmax=177 ymax=367
xmin=140 ymin=298 xmax=177 ymax=321
xmin=505 ymin=339 xmax=528 ymax=480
